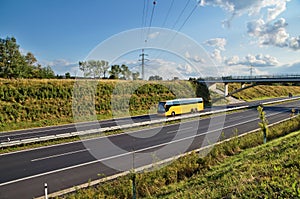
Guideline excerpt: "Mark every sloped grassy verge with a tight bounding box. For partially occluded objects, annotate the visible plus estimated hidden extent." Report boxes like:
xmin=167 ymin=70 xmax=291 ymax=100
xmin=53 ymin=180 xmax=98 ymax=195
xmin=59 ymin=116 xmax=300 ymax=199
xmin=1 ymin=79 xmax=205 ymax=132
xmin=229 ymin=84 xmax=300 ymax=101
xmin=150 ymin=127 xmax=300 ymax=198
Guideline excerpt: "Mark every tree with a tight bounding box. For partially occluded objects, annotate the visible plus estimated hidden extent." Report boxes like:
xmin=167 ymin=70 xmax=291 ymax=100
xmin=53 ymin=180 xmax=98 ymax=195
xmin=0 ymin=36 xmax=54 ymax=79
xmin=65 ymin=72 xmax=71 ymax=79
xmin=257 ymin=105 xmax=268 ymax=144
xmin=109 ymin=65 xmax=122 ymax=79
xmin=101 ymin=60 xmax=109 ymax=78
xmin=0 ymin=37 xmax=27 ymax=78
xmin=40 ymin=66 xmax=55 ymax=78
xmin=25 ymin=52 xmax=37 ymax=65
xmin=79 ymin=61 xmax=91 ymax=77
xmin=120 ymin=64 xmax=131 ymax=80
xmin=79 ymin=60 xmax=110 ymax=78
xmin=132 ymin=72 xmax=140 ymax=80
xmin=149 ymin=75 xmax=163 ymax=81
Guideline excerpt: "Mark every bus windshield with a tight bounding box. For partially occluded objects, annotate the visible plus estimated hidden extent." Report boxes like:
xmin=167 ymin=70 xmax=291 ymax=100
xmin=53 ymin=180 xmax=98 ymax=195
xmin=157 ymin=102 xmax=166 ymax=113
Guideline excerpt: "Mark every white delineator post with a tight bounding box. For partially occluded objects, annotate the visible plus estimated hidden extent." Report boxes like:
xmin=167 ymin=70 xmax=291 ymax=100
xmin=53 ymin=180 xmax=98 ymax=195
xmin=44 ymin=183 xmax=48 ymax=199
xmin=224 ymin=83 xmax=229 ymax=97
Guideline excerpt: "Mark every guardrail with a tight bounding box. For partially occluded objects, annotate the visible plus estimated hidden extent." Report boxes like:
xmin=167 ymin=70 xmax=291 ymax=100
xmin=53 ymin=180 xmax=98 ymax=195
xmin=1 ymin=96 xmax=300 ymax=148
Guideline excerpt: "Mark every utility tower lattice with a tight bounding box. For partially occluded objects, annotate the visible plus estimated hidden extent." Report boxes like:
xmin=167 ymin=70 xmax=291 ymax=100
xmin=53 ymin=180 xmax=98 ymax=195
xmin=250 ymin=65 xmax=254 ymax=76
xmin=139 ymin=49 xmax=148 ymax=80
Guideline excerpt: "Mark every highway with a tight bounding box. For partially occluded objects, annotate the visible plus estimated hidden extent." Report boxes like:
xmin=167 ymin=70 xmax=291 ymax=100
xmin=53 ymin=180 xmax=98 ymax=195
xmin=0 ymin=99 xmax=299 ymax=198
xmin=0 ymin=96 xmax=293 ymax=143
xmin=0 ymin=115 xmax=157 ymax=143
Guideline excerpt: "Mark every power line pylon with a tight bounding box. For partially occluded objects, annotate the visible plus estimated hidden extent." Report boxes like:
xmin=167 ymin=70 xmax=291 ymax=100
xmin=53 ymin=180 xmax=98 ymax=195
xmin=139 ymin=49 xmax=148 ymax=80
xmin=250 ymin=65 xmax=254 ymax=76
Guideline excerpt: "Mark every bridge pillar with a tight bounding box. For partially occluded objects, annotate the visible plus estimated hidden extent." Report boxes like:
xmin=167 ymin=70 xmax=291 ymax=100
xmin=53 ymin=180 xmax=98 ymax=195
xmin=207 ymin=82 xmax=216 ymax=90
xmin=224 ymin=83 xmax=229 ymax=97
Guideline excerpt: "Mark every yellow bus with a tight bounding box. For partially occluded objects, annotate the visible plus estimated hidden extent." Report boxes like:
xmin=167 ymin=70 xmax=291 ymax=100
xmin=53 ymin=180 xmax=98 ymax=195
xmin=157 ymin=98 xmax=204 ymax=116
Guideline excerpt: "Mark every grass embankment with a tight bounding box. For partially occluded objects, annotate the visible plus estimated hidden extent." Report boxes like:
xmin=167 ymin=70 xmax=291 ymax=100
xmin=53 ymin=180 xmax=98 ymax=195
xmin=0 ymin=79 xmax=209 ymax=132
xmin=229 ymin=83 xmax=300 ymax=101
xmin=60 ymin=115 xmax=300 ymax=199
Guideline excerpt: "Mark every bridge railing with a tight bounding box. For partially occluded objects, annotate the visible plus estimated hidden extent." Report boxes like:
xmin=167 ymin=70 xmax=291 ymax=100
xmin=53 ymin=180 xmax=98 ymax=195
xmin=222 ymin=74 xmax=300 ymax=80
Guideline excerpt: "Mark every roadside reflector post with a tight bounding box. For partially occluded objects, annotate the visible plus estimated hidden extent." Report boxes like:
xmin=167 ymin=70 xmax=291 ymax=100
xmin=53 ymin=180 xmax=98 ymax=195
xmin=44 ymin=183 xmax=48 ymax=199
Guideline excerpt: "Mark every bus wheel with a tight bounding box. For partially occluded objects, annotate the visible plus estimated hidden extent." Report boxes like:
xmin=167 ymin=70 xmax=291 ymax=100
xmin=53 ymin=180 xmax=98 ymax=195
xmin=195 ymin=108 xmax=198 ymax=112
xmin=191 ymin=109 xmax=194 ymax=113
xmin=171 ymin=111 xmax=176 ymax=117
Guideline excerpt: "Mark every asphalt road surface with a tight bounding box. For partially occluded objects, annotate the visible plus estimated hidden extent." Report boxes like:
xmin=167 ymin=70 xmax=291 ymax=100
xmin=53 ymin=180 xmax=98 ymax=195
xmin=0 ymin=96 xmax=293 ymax=143
xmin=0 ymin=99 xmax=299 ymax=198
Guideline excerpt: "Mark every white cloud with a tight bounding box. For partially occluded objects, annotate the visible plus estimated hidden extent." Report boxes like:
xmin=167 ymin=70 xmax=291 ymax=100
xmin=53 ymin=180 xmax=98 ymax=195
xmin=131 ymin=59 xmax=201 ymax=80
xmin=204 ymin=38 xmax=227 ymax=51
xmin=289 ymin=36 xmax=300 ymax=50
xmin=219 ymin=64 xmax=270 ymax=76
xmin=41 ymin=59 xmax=78 ymax=75
xmin=193 ymin=55 xmax=206 ymax=63
xmin=185 ymin=51 xmax=206 ymax=63
xmin=148 ymin=31 xmax=160 ymax=39
xmin=247 ymin=18 xmax=289 ymax=48
xmin=247 ymin=17 xmax=300 ymax=50
xmin=225 ymin=54 xmax=279 ymax=67
xmin=265 ymin=0 xmax=289 ymax=21
xmin=200 ymin=0 xmax=290 ymax=23
xmin=274 ymin=61 xmax=300 ymax=74
xmin=19 ymin=48 xmax=30 ymax=56
xmin=211 ymin=49 xmax=223 ymax=63
xmin=177 ymin=63 xmax=193 ymax=74
xmin=224 ymin=55 xmax=239 ymax=65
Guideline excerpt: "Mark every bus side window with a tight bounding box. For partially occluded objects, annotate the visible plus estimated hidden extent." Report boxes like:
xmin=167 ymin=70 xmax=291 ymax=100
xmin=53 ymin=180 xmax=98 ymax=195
xmin=173 ymin=100 xmax=180 ymax=106
xmin=165 ymin=105 xmax=171 ymax=112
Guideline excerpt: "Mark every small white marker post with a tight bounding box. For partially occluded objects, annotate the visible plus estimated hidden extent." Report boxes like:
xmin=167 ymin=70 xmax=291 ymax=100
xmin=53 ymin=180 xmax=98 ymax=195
xmin=44 ymin=183 xmax=48 ymax=199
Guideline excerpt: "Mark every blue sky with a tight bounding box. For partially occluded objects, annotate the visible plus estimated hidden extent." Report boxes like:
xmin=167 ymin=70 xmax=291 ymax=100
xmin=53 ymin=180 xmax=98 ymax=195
xmin=1 ymin=0 xmax=299 ymax=78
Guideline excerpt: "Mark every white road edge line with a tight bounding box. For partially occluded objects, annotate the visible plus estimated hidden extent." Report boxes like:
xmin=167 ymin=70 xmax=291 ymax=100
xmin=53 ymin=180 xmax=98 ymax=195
xmin=31 ymin=149 xmax=90 ymax=162
xmin=1 ymin=97 xmax=299 ymax=149
xmin=0 ymin=110 xmax=288 ymax=187
xmin=38 ymin=114 xmax=299 ymax=199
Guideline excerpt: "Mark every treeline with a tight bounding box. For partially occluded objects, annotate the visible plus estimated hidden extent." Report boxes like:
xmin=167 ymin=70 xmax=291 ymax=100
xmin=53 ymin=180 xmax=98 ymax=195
xmin=78 ymin=60 xmax=164 ymax=81
xmin=0 ymin=37 xmax=55 ymax=79
xmin=0 ymin=36 xmax=164 ymax=80
xmin=79 ymin=60 xmax=140 ymax=80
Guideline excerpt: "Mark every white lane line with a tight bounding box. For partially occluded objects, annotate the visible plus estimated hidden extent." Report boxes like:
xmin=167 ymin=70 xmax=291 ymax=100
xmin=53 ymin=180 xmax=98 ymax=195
xmin=0 ymin=110 xmax=289 ymax=187
xmin=31 ymin=149 xmax=90 ymax=162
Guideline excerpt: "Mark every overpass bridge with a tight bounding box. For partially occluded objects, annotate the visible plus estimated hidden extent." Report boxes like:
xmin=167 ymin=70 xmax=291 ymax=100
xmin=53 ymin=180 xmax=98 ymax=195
xmin=197 ymin=75 xmax=300 ymax=97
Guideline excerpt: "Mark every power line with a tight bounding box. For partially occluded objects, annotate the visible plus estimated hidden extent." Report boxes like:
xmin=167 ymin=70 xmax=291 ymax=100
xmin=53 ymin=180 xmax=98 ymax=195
xmin=162 ymin=0 xmax=175 ymax=27
xmin=143 ymin=0 xmax=150 ymax=27
xmin=150 ymin=1 xmax=200 ymax=61
xmin=177 ymin=2 xmax=199 ymax=32
xmin=145 ymin=0 xmax=157 ymax=43
xmin=139 ymin=0 xmax=157 ymax=80
xmin=141 ymin=0 xmax=147 ymax=27
xmin=171 ymin=0 xmax=191 ymax=30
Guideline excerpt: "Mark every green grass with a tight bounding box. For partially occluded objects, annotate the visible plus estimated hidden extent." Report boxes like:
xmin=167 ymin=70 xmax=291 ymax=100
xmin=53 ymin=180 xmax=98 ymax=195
xmin=150 ymin=131 xmax=300 ymax=199
xmin=58 ymin=115 xmax=300 ymax=199
xmin=230 ymin=84 xmax=300 ymax=101
xmin=0 ymin=79 xmax=199 ymax=132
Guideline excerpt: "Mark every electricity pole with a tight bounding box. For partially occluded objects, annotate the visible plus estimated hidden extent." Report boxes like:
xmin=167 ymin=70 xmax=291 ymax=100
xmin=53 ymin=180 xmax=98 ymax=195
xmin=250 ymin=65 xmax=254 ymax=76
xmin=139 ymin=49 xmax=148 ymax=80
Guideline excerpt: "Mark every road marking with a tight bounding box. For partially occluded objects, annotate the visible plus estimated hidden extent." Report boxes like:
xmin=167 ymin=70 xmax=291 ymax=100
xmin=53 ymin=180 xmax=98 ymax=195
xmin=0 ymin=110 xmax=289 ymax=187
xmin=31 ymin=149 xmax=90 ymax=162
